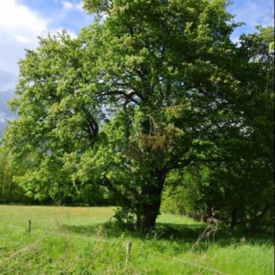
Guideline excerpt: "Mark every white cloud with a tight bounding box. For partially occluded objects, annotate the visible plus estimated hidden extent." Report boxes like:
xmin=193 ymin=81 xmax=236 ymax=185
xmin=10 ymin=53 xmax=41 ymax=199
xmin=61 ymin=1 xmax=84 ymax=11
xmin=0 ymin=0 xmax=82 ymax=134
xmin=76 ymin=2 xmax=84 ymax=10
xmin=228 ymin=1 xmax=274 ymax=47
xmin=101 ymin=12 xmax=109 ymax=21
xmin=0 ymin=0 xmax=77 ymax=83
xmin=61 ymin=1 xmax=74 ymax=10
xmin=0 ymin=0 xmax=49 ymax=74
xmin=0 ymin=1 xmax=49 ymax=36
xmin=230 ymin=1 xmax=273 ymax=28
xmin=231 ymin=37 xmax=240 ymax=45
xmin=13 ymin=34 xmax=31 ymax=44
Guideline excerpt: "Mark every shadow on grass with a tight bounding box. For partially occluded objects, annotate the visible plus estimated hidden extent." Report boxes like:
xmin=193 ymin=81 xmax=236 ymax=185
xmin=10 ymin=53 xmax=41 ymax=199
xmin=61 ymin=220 xmax=203 ymax=239
xmin=61 ymin=219 xmax=274 ymax=249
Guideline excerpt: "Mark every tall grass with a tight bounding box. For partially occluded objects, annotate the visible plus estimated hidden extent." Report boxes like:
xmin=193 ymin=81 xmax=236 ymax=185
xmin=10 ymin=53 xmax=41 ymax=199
xmin=0 ymin=205 xmax=274 ymax=274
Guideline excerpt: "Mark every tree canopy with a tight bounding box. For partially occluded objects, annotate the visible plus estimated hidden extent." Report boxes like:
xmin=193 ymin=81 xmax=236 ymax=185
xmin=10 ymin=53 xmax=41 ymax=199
xmin=2 ymin=0 xmax=274 ymax=230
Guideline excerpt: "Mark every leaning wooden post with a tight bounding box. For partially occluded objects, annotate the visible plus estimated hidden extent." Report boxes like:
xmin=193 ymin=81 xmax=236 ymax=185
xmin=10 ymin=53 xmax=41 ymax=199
xmin=126 ymin=242 xmax=132 ymax=265
xmin=28 ymin=220 xmax=31 ymax=233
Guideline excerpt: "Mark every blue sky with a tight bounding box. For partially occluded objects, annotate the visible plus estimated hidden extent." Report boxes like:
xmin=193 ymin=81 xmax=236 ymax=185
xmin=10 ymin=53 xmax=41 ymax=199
xmin=0 ymin=0 xmax=274 ymax=138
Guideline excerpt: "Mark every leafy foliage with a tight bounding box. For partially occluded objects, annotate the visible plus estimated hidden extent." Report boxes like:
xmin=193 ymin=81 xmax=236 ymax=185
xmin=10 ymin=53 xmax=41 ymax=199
xmin=0 ymin=147 xmax=35 ymax=204
xmin=2 ymin=0 xmax=274 ymax=230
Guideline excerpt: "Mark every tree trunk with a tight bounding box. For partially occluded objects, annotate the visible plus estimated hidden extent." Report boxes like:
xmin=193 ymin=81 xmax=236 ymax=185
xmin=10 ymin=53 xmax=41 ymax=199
xmin=141 ymin=203 xmax=161 ymax=230
xmin=135 ymin=195 xmax=162 ymax=231
xmin=229 ymin=208 xmax=238 ymax=229
xmin=136 ymin=168 xmax=167 ymax=231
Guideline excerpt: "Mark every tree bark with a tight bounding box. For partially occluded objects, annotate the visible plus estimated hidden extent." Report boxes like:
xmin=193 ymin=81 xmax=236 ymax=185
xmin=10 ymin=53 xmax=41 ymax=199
xmin=136 ymin=168 xmax=167 ymax=231
xmin=141 ymin=202 xmax=161 ymax=230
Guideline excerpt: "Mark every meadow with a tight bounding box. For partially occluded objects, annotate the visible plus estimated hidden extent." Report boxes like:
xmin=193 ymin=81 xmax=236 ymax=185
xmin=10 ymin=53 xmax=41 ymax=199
xmin=0 ymin=205 xmax=274 ymax=275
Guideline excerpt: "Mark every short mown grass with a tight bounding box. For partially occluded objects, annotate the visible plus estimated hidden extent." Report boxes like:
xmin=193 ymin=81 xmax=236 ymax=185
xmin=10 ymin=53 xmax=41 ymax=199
xmin=0 ymin=205 xmax=274 ymax=274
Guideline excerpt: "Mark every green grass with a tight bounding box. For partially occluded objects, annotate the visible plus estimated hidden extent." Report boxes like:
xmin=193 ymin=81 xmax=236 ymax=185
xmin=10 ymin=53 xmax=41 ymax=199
xmin=0 ymin=205 xmax=274 ymax=274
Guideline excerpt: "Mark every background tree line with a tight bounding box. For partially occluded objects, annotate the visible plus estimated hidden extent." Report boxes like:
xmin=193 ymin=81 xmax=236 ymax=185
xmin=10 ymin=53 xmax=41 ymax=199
xmin=0 ymin=147 xmax=109 ymax=206
xmin=162 ymin=25 xmax=274 ymax=232
xmin=0 ymin=147 xmax=34 ymax=204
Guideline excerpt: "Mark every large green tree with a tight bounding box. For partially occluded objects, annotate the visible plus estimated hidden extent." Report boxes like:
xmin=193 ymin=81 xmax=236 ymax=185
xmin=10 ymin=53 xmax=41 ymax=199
xmin=3 ymin=0 xmax=272 ymax=229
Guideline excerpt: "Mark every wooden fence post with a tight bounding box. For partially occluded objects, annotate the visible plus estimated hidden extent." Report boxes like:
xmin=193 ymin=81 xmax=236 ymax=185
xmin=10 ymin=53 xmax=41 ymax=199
xmin=28 ymin=220 xmax=31 ymax=233
xmin=126 ymin=242 xmax=132 ymax=265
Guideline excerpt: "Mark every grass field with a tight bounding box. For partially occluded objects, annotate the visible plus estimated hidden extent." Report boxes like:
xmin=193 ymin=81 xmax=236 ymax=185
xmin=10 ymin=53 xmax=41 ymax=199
xmin=0 ymin=205 xmax=274 ymax=275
